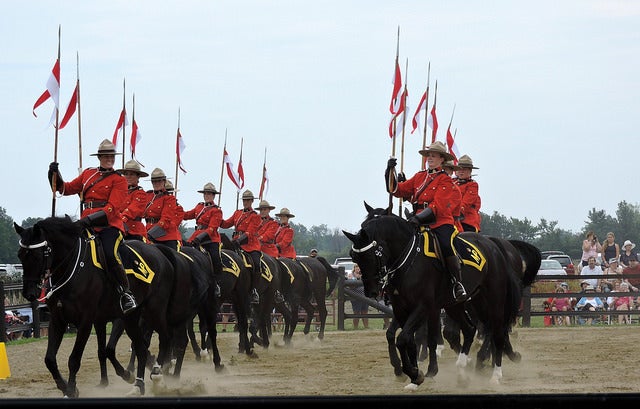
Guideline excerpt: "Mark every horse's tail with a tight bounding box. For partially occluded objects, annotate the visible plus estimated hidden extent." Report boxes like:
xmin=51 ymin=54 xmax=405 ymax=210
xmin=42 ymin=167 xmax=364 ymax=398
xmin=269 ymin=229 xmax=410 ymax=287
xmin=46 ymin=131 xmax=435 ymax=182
xmin=507 ymin=240 xmax=542 ymax=288
xmin=316 ymin=256 xmax=340 ymax=297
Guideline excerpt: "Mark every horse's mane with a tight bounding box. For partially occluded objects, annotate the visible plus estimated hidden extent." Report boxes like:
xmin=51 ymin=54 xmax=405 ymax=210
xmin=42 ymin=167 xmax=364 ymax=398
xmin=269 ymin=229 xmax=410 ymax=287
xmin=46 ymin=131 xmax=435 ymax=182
xmin=36 ymin=216 xmax=84 ymax=239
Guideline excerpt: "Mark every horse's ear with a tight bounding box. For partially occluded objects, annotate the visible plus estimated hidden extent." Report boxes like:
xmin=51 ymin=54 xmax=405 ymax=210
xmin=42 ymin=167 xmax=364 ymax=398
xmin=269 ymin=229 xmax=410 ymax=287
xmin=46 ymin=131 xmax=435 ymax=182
xmin=14 ymin=222 xmax=23 ymax=234
xmin=64 ymin=214 xmax=73 ymax=222
xmin=343 ymin=230 xmax=357 ymax=243
xmin=364 ymin=201 xmax=373 ymax=214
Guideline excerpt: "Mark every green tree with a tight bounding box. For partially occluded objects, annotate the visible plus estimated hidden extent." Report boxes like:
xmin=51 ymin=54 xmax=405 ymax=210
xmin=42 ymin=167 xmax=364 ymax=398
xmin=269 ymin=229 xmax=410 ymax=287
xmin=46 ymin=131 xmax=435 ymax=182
xmin=0 ymin=207 xmax=20 ymax=263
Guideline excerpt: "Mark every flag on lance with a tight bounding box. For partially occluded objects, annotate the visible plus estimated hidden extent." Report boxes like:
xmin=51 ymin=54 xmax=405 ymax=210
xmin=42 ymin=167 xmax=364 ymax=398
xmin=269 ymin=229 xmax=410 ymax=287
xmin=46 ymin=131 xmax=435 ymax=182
xmin=130 ymin=119 xmax=142 ymax=160
xmin=223 ymin=148 xmax=242 ymax=191
xmin=410 ymin=90 xmax=427 ymax=135
xmin=388 ymin=88 xmax=407 ymax=138
xmin=58 ymin=82 xmax=78 ymax=130
xmin=176 ymin=129 xmax=187 ymax=174
xmin=259 ymin=163 xmax=269 ymax=200
xmin=111 ymin=108 xmax=128 ymax=146
xmin=389 ymin=59 xmax=403 ymax=114
xmin=446 ymin=125 xmax=459 ymax=163
xmin=32 ymin=59 xmax=60 ymax=122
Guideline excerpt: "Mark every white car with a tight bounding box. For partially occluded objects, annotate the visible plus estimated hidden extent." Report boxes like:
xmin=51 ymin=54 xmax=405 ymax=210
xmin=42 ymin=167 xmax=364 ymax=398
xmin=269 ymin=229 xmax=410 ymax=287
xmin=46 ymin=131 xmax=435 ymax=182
xmin=537 ymin=259 xmax=567 ymax=276
xmin=333 ymin=257 xmax=355 ymax=279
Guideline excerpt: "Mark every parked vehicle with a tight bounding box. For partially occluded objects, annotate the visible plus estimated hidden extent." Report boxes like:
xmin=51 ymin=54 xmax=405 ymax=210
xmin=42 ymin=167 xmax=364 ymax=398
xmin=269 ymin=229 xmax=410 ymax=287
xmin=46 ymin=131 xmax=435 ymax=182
xmin=537 ymin=259 xmax=567 ymax=276
xmin=333 ymin=257 xmax=355 ymax=278
xmin=540 ymin=251 xmax=576 ymax=275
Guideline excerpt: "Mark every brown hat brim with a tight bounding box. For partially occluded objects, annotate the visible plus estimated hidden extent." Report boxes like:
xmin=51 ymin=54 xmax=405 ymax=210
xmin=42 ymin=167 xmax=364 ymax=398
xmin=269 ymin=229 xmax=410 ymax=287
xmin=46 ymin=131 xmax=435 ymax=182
xmin=418 ymin=149 xmax=454 ymax=161
xmin=256 ymin=206 xmax=276 ymax=210
xmin=90 ymin=152 xmax=123 ymax=156
xmin=198 ymin=190 xmax=219 ymax=194
xmin=117 ymin=169 xmax=149 ymax=177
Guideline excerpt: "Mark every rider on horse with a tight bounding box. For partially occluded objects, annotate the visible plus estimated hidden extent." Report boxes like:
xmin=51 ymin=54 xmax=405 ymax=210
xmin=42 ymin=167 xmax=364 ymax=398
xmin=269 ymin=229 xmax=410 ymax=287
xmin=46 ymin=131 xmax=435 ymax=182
xmin=144 ymin=168 xmax=183 ymax=250
xmin=117 ymin=159 xmax=149 ymax=241
xmin=48 ymin=139 xmax=137 ymax=314
xmin=454 ymin=154 xmax=482 ymax=233
xmin=385 ymin=140 xmax=467 ymax=302
xmin=255 ymin=200 xmax=284 ymax=303
xmin=220 ymin=189 xmax=263 ymax=304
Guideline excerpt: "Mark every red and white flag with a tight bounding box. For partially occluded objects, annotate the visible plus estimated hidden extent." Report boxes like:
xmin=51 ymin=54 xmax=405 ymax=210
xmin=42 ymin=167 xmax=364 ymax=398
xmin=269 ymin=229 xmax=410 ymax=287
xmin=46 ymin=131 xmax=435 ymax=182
xmin=58 ymin=82 xmax=78 ymax=130
xmin=410 ymin=90 xmax=427 ymax=135
xmin=111 ymin=108 xmax=128 ymax=146
xmin=130 ymin=119 xmax=142 ymax=159
xmin=237 ymin=155 xmax=245 ymax=189
xmin=388 ymin=89 xmax=407 ymax=138
xmin=446 ymin=125 xmax=459 ymax=163
xmin=389 ymin=60 xmax=402 ymax=114
xmin=427 ymin=103 xmax=438 ymax=143
xmin=176 ymin=129 xmax=187 ymax=174
xmin=223 ymin=149 xmax=242 ymax=191
xmin=259 ymin=163 xmax=269 ymax=200
xmin=32 ymin=59 xmax=60 ymax=121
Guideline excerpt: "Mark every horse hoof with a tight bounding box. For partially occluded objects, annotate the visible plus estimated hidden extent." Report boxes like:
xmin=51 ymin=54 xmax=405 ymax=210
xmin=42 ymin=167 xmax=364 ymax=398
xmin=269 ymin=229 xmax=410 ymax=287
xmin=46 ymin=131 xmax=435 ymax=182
xmin=404 ymin=382 xmax=419 ymax=391
xmin=200 ymin=349 xmax=210 ymax=358
xmin=457 ymin=373 xmax=470 ymax=388
xmin=215 ymin=364 xmax=225 ymax=373
xmin=125 ymin=384 xmax=143 ymax=397
xmin=510 ymin=352 xmax=522 ymax=363
xmin=490 ymin=376 xmax=501 ymax=385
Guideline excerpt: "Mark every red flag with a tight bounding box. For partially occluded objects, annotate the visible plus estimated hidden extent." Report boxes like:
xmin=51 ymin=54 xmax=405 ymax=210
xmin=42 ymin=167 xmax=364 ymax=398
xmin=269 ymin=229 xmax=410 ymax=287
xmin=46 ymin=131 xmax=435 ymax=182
xmin=32 ymin=59 xmax=60 ymax=117
xmin=58 ymin=83 xmax=78 ymax=129
xmin=389 ymin=60 xmax=402 ymax=114
xmin=176 ymin=129 xmax=187 ymax=174
xmin=446 ymin=125 xmax=459 ymax=163
xmin=111 ymin=108 xmax=128 ymax=145
xmin=259 ymin=163 xmax=269 ymax=200
xmin=237 ymin=156 xmax=245 ymax=189
xmin=388 ymin=89 xmax=407 ymax=138
xmin=223 ymin=148 xmax=242 ymax=191
xmin=130 ymin=119 xmax=142 ymax=159
xmin=411 ymin=90 xmax=427 ymax=134
xmin=427 ymin=104 xmax=438 ymax=143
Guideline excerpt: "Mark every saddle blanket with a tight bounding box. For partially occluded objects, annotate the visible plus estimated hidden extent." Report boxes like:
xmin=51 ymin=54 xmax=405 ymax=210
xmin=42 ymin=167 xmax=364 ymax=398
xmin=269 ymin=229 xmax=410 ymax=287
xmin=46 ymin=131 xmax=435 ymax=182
xmin=421 ymin=231 xmax=486 ymax=271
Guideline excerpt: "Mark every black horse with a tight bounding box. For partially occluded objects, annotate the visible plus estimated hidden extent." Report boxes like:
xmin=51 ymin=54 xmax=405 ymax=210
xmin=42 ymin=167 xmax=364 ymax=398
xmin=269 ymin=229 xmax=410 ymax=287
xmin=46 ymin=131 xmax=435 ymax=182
xmin=276 ymin=256 xmax=340 ymax=343
xmin=343 ymin=204 xmax=540 ymax=388
xmin=14 ymin=217 xmax=174 ymax=397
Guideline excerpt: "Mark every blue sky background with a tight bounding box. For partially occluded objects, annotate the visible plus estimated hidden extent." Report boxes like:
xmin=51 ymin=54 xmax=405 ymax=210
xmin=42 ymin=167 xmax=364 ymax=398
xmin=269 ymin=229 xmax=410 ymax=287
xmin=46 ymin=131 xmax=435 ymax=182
xmin=2 ymin=1 xmax=640 ymax=234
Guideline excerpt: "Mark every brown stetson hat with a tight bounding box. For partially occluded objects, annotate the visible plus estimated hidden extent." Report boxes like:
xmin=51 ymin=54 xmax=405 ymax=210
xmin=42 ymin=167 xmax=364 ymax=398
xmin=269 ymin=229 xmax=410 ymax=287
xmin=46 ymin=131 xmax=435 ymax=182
xmin=275 ymin=208 xmax=295 ymax=218
xmin=90 ymin=139 xmax=122 ymax=156
xmin=117 ymin=159 xmax=149 ymax=177
xmin=418 ymin=141 xmax=454 ymax=161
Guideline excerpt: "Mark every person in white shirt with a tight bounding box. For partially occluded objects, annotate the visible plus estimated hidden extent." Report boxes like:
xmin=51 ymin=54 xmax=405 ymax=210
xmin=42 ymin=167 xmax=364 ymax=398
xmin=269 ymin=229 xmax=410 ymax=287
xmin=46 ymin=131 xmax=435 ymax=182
xmin=579 ymin=256 xmax=603 ymax=288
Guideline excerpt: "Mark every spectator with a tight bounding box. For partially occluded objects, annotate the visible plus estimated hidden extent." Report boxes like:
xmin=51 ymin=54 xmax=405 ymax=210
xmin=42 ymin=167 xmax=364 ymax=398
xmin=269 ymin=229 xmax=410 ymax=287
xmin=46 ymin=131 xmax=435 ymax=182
xmin=601 ymin=232 xmax=620 ymax=270
xmin=601 ymin=258 xmax=622 ymax=292
xmin=309 ymin=248 xmax=318 ymax=258
xmin=350 ymin=264 xmax=369 ymax=329
xmin=575 ymin=285 xmax=604 ymax=325
xmin=619 ymin=240 xmax=638 ymax=268
xmin=580 ymin=231 xmax=602 ymax=267
xmin=607 ymin=282 xmax=634 ymax=324
xmin=621 ymin=257 xmax=640 ymax=292
xmin=551 ymin=286 xmax=572 ymax=326
xmin=579 ymin=256 xmax=603 ymax=289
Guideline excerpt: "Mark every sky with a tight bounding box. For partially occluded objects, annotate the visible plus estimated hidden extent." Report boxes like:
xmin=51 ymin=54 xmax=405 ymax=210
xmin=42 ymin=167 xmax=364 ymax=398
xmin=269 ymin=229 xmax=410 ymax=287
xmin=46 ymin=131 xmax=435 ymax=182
xmin=2 ymin=1 xmax=640 ymax=235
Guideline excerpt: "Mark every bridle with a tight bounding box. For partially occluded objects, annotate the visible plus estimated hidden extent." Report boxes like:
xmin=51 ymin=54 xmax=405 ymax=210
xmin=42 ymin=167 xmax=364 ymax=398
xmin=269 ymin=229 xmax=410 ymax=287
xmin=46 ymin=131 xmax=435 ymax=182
xmin=19 ymin=233 xmax=87 ymax=301
xmin=351 ymin=231 xmax=420 ymax=293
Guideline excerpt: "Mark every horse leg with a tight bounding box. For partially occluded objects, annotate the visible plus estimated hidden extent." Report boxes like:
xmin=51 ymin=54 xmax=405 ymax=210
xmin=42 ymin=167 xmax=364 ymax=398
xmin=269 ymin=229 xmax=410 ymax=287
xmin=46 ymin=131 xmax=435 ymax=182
xmin=105 ymin=318 xmax=134 ymax=384
xmin=169 ymin=323 xmax=189 ymax=378
xmin=423 ymin=308 xmax=441 ymax=379
xmin=44 ymin=319 xmax=70 ymax=396
xmin=202 ymin=289 xmax=223 ymax=372
xmin=65 ymin=322 xmax=94 ymax=398
xmin=93 ymin=322 xmax=110 ymax=387
xmin=187 ymin=316 xmax=202 ymax=361
xmin=274 ymin=301 xmax=294 ymax=345
xmin=315 ymin=300 xmax=328 ymax=341
xmin=397 ymin=309 xmax=429 ymax=389
xmin=385 ymin=319 xmax=403 ymax=377
xmin=234 ymin=298 xmax=253 ymax=356
xmin=300 ymin=299 xmax=314 ymax=335
xmin=123 ymin=318 xmax=147 ymax=395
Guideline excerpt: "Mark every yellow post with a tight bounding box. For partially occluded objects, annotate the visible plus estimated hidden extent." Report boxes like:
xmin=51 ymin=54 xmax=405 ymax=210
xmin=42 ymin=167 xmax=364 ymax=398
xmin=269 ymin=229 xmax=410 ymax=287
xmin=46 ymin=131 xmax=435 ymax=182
xmin=0 ymin=342 xmax=11 ymax=379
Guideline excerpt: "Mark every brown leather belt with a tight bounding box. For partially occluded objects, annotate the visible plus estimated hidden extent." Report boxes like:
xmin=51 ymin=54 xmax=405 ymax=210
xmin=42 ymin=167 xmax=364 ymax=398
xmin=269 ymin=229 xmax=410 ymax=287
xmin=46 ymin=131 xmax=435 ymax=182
xmin=145 ymin=217 xmax=159 ymax=224
xmin=82 ymin=201 xmax=107 ymax=210
xmin=196 ymin=225 xmax=207 ymax=230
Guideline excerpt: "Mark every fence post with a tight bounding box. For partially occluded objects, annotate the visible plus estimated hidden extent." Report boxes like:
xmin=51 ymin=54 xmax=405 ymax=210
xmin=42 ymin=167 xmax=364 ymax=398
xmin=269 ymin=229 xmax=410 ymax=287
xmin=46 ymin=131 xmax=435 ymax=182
xmin=337 ymin=275 xmax=345 ymax=330
xmin=0 ymin=281 xmax=7 ymax=343
xmin=521 ymin=285 xmax=531 ymax=327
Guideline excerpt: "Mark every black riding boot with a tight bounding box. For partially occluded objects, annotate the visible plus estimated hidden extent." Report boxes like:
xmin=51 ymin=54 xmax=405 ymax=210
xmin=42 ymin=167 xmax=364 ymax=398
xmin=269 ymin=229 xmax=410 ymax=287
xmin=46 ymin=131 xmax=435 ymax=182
xmin=446 ymin=256 xmax=467 ymax=302
xmin=114 ymin=263 xmax=137 ymax=314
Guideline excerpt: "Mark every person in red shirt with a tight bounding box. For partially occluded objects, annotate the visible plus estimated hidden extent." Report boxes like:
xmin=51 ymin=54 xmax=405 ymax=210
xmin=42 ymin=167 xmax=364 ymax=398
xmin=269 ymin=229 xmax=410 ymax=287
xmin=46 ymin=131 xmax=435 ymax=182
xmin=117 ymin=159 xmax=149 ymax=241
xmin=183 ymin=182 xmax=224 ymax=278
xmin=443 ymin=160 xmax=464 ymax=232
xmin=275 ymin=208 xmax=297 ymax=259
xmin=454 ymin=154 xmax=482 ymax=233
xmin=255 ymin=200 xmax=279 ymax=258
xmin=48 ymin=139 xmax=136 ymax=314
xmin=143 ymin=168 xmax=182 ymax=250
xmin=220 ymin=189 xmax=263 ymax=304
xmin=385 ymin=140 xmax=466 ymax=301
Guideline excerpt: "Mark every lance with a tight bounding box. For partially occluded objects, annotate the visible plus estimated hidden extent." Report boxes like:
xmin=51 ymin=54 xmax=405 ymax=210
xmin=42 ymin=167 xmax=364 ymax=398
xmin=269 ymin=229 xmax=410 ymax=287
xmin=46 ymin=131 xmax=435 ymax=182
xmin=51 ymin=25 xmax=61 ymax=217
xmin=120 ymin=78 xmax=126 ymax=169
xmin=398 ymin=58 xmax=408 ymax=217
xmin=387 ymin=26 xmax=400 ymax=214
xmin=75 ymin=52 xmax=83 ymax=175
xmin=420 ymin=62 xmax=431 ymax=170
xmin=174 ymin=108 xmax=181 ymax=200
xmin=217 ymin=129 xmax=228 ymax=207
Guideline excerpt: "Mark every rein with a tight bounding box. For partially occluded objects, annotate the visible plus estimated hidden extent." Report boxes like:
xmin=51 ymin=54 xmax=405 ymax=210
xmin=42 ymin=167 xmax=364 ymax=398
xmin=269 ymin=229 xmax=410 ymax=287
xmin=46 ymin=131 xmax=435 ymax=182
xmin=20 ymin=236 xmax=86 ymax=301
xmin=351 ymin=232 xmax=419 ymax=287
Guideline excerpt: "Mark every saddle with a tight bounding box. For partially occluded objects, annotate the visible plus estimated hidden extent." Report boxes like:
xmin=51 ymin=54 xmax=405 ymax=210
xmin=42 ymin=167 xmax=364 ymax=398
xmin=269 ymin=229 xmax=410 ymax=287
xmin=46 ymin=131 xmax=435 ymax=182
xmin=419 ymin=230 xmax=486 ymax=272
xmin=235 ymin=249 xmax=273 ymax=282
xmin=85 ymin=231 xmax=155 ymax=283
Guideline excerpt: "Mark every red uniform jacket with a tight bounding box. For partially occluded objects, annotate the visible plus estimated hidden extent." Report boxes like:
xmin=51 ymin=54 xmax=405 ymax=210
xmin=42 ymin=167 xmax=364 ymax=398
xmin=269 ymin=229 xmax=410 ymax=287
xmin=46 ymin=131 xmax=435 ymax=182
xmin=59 ymin=167 xmax=127 ymax=232
xmin=275 ymin=223 xmax=296 ymax=259
xmin=143 ymin=190 xmax=182 ymax=242
xmin=456 ymin=178 xmax=481 ymax=231
xmin=220 ymin=208 xmax=261 ymax=252
xmin=257 ymin=217 xmax=279 ymax=257
xmin=183 ymin=202 xmax=223 ymax=243
xmin=394 ymin=168 xmax=457 ymax=228
xmin=451 ymin=183 xmax=463 ymax=232
xmin=120 ymin=185 xmax=148 ymax=239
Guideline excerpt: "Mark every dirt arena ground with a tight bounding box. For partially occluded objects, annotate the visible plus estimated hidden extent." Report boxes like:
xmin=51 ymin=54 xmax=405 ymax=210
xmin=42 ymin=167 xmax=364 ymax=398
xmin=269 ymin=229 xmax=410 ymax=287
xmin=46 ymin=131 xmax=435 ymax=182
xmin=1 ymin=325 xmax=639 ymax=399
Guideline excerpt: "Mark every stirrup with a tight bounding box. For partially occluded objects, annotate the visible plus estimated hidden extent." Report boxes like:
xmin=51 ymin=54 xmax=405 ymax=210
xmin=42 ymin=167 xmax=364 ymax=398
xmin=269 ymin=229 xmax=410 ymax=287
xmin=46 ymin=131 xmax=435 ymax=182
xmin=453 ymin=282 xmax=467 ymax=302
xmin=275 ymin=290 xmax=285 ymax=304
xmin=120 ymin=292 xmax=137 ymax=314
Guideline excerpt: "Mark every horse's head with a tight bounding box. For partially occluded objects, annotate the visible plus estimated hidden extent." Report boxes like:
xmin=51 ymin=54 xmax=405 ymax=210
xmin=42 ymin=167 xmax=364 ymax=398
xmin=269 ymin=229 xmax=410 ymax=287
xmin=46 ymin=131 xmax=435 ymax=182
xmin=344 ymin=208 xmax=416 ymax=299
xmin=361 ymin=201 xmax=391 ymax=227
xmin=14 ymin=217 xmax=82 ymax=302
